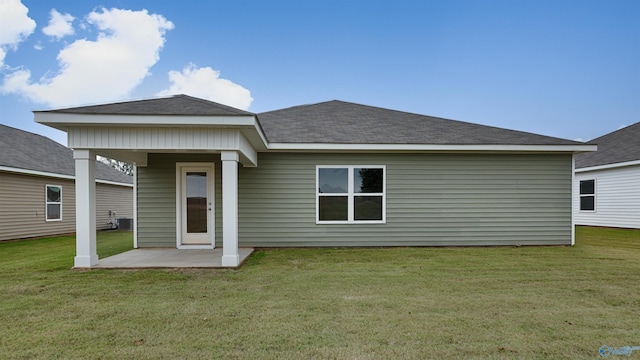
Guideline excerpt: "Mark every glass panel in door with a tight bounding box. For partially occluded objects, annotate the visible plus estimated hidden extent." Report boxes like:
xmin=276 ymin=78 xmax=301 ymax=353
xmin=186 ymin=172 xmax=208 ymax=234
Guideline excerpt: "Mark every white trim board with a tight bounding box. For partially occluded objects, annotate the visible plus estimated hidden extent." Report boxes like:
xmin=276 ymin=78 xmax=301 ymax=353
xmin=575 ymin=160 xmax=640 ymax=173
xmin=269 ymin=143 xmax=596 ymax=153
xmin=0 ymin=165 xmax=133 ymax=187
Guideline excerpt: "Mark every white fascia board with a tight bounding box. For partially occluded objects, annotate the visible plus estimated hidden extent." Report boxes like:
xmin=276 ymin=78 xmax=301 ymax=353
xmin=575 ymin=159 xmax=640 ymax=173
xmin=35 ymin=112 xmax=258 ymax=128
xmin=266 ymin=143 xmax=598 ymax=153
xmin=0 ymin=166 xmax=132 ymax=187
xmin=36 ymin=112 xmax=269 ymax=151
xmin=0 ymin=166 xmax=75 ymax=180
xmin=96 ymin=179 xmax=134 ymax=187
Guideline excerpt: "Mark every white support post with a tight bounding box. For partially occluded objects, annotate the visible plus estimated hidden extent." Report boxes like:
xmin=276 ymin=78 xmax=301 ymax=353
xmin=571 ymin=154 xmax=576 ymax=246
xmin=133 ymin=164 xmax=138 ymax=249
xmin=221 ymin=151 xmax=240 ymax=267
xmin=73 ymin=149 xmax=98 ymax=267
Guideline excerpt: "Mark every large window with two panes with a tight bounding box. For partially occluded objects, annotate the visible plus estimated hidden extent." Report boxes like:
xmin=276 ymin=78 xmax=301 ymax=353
xmin=317 ymin=166 xmax=385 ymax=224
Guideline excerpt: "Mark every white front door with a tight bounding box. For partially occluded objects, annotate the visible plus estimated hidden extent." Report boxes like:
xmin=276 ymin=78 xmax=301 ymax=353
xmin=177 ymin=163 xmax=214 ymax=248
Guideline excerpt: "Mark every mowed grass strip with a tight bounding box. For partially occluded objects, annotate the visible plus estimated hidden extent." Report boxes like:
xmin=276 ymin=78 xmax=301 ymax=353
xmin=0 ymin=226 xmax=638 ymax=359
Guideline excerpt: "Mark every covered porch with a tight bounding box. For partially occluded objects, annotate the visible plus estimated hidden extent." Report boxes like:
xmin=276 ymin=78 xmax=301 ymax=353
xmin=34 ymin=95 xmax=267 ymax=268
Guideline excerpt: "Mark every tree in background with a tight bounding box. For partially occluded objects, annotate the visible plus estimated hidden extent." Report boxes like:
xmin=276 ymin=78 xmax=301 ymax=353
xmin=97 ymin=156 xmax=134 ymax=175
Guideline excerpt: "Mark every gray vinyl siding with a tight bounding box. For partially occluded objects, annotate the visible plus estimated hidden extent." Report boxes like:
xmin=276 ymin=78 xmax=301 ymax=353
xmin=135 ymin=152 xmax=572 ymax=248
xmin=0 ymin=171 xmax=132 ymax=241
xmin=237 ymin=153 xmax=573 ymax=247
xmin=136 ymin=154 xmax=222 ymax=247
xmin=96 ymin=183 xmax=134 ymax=230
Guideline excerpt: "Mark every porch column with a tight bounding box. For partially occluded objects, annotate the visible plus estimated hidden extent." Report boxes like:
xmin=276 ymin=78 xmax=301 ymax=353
xmin=73 ymin=149 xmax=98 ymax=267
xmin=221 ymin=151 xmax=239 ymax=267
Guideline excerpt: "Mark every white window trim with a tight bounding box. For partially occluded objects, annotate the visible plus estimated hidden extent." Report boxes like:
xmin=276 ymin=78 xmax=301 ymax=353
xmin=579 ymin=178 xmax=596 ymax=212
xmin=316 ymin=165 xmax=386 ymax=224
xmin=45 ymin=184 xmax=62 ymax=222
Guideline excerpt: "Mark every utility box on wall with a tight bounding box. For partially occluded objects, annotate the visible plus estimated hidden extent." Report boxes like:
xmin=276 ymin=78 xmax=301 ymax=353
xmin=117 ymin=218 xmax=133 ymax=231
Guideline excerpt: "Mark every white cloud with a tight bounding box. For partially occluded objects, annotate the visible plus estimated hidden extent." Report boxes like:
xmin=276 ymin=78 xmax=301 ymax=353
xmin=1 ymin=7 xmax=174 ymax=107
xmin=0 ymin=0 xmax=36 ymax=66
xmin=42 ymin=9 xmax=75 ymax=40
xmin=158 ymin=63 xmax=253 ymax=110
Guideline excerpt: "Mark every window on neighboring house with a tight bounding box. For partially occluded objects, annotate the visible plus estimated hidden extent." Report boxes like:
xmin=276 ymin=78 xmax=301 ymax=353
xmin=317 ymin=166 xmax=385 ymax=223
xmin=579 ymin=179 xmax=595 ymax=211
xmin=46 ymin=185 xmax=62 ymax=221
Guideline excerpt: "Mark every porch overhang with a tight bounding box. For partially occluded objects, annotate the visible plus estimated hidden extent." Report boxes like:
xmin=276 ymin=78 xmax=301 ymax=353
xmin=34 ymin=113 xmax=267 ymax=167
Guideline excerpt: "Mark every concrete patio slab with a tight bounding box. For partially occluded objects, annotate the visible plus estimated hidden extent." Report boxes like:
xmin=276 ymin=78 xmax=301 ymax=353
xmin=91 ymin=248 xmax=254 ymax=269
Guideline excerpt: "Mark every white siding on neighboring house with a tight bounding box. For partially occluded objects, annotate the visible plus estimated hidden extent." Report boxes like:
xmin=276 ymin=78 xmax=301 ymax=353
xmin=574 ymin=164 xmax=640 ymax=229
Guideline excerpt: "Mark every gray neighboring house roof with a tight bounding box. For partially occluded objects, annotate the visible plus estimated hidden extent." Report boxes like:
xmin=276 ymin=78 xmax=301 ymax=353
xmin=575 ymin=122 xmax=640 ymax=169
xmin=258 ymin=100 xmax=582 ymax=145
xmin=0 ymin=124 xmax=133 ymax=184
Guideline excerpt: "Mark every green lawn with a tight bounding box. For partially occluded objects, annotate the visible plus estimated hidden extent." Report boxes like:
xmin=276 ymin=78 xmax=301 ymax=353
xmin=0 ymin=227 xmax=638 ymax=359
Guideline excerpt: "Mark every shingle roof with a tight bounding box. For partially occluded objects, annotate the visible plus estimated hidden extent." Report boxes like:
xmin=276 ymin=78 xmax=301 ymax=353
xmin=575 ymin=122 xmax=640 ymax=169
xmin=258 ymin=100 xmax=581 ymax=145
xmin=41 ymin=94 xmax=254 ymax=116
xmin=37 ymin=95 xmax=584 ymax=147
xmin=0 ymin=124 xmax=133 ymax=184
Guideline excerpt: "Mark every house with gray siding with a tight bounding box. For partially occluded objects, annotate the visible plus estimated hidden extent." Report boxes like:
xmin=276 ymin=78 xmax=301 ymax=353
xmin=0 ymin=124 xmax=134 ymax=241
xmin=574 ymin=122 xmax=640 ymax=229
xmin=34 ymin=95 xmax=595 ymax=267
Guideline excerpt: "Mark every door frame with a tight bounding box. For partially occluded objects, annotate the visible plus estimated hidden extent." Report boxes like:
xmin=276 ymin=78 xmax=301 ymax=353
xmin=176 ymin=162 xmax=215 ymax=249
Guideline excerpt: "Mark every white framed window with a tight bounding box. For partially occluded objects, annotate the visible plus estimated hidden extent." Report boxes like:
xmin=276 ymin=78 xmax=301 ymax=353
xmin=46 ymin=185 xmax=62 ymax=221
xmin=579 ymin=179 xmax=595 ymax=211
xmin=316 ymin=165 xmax=386 ymax=224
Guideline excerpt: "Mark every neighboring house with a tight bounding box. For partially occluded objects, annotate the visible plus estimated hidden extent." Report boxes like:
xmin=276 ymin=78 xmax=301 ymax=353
xmin=0 ymin=124 xmax=134 ymax=241
xmin=574 ymin=122 xmax=640 ymax=229
xmin=34 ymin=95 xmax=595 ymax=267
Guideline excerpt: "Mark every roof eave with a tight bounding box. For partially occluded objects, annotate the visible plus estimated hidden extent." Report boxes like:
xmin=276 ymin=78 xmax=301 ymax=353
xmin=34 ymin=112 xmax=258 ymax=128
xmin=266 ymin=143 xmax=598 ymax=153
xmin=575 ymin=159 xmax=640 ymax=173
xmin=0 ymin=165 xmax=133 ymax=186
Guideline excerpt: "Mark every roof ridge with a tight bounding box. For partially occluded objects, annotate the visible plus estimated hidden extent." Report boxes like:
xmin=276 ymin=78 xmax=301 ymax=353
xmin=586 ymin=121 xmax=640 ymax=144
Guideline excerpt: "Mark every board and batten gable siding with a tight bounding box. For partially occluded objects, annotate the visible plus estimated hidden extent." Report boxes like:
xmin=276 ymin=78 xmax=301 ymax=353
xmin=574 ymin=165 xmax=640 ymax=229
xmin=237 ymin=152 xmax=573 ymax=246
xmin=136 ymin=154 xmax=223 ymax=247
xmin=0 ymin=171 xmax=133 ymax=241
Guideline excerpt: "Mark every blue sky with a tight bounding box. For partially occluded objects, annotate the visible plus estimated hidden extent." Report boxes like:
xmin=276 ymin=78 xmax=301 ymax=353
xmin=1 ymin=0 xmax=638 ymax=145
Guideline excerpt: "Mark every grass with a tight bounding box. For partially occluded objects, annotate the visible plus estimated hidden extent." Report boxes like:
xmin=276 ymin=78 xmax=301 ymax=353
xmin=0 ymin=227 xmax=638 ymax=359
